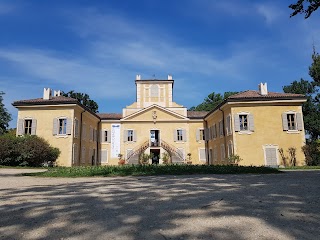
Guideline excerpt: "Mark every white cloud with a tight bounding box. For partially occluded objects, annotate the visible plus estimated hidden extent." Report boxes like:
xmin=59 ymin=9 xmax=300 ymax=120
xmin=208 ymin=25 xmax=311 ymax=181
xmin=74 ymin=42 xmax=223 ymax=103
xmin=0 ymin=2 xmax=15 ymax=15
xmin=256 ymin=4 xmax=283 ymax=24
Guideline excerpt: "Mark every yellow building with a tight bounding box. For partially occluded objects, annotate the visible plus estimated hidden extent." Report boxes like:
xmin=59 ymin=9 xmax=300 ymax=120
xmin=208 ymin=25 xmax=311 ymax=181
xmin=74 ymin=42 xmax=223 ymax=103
xmin=12 ymin=76 xmax=307 ymax=167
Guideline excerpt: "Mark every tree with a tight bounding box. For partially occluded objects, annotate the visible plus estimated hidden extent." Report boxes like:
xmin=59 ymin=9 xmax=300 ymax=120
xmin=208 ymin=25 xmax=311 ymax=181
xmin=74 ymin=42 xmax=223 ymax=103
xmin=289 ymin=0 xmax=320 ymax=19
xmin=0 ymin=92 xmax=12 ymax=135
xmin=189 ymin=91 xmax=238 ymax=111
xmin=62 ymin=90 xmax=99 ymax=113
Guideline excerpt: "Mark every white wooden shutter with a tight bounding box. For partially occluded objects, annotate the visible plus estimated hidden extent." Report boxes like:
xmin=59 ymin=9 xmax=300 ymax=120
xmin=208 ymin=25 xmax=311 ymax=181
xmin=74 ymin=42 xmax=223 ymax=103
xmin=53 ymin=118 xmax=58 ymax=135
xmin=265 ymin=147 xmax=278 ymax=166
xmin=81 ymin=147 xmax=86 ymax=164
xmin=133 ymin=130 xmax=137 ymax=142
xmin=18 ymin=119 xmax=24 ymax=135
xmin=124 ymin=130 xmax=127 ymax=142
xmin=66 ymin=118 xmax=72 ymax=135
xmin=199 ymin=149 xmax=206 ymax=161
xmin=173 ymin=129 xmax=177 ymax=142
xmin=107 ymin=130 xmax=111 ymax=143
xmin=226 ymin=116 xmax=231 ymax=134
xmin=196 ymin=129 xmax=200 ymax=141
xmin=182 ymin=129 xmax=187 ymax=142
xmin=234 ymin=114 xmax=240 ymax=132
xmin=100 ymin=149 xmax=108 ymax=163
xmin=220 ymin=145 xmax=225 ymax=160
xmin=282 ymin=113 xmax=289 ymax=131
xmin=30 ymin=119 xmax=37 ymax=135
xmin=249 ymin=114 xmax=254 ymax=131
xmin=296 ymin=113 xmax=303 ymax=131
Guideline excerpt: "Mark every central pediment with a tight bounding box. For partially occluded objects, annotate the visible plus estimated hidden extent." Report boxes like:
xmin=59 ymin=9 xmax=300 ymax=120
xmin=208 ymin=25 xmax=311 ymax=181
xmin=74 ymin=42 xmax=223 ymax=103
xmin=122 ymin=104 xmax=188 ymax=121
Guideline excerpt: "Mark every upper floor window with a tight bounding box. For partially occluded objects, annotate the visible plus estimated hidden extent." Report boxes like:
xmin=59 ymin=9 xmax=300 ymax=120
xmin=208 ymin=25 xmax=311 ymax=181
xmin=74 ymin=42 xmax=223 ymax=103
xmin=174 ymin=129 xmax=186 ymax=142
xmin=59 ymin=119 xmax=67 ymax=135
xmin=74 ymin=119 xmax=79 ymax=138
xmin=24 ymin=119 xmax=32 ymax=135
xmin=226 ymin=115 xmax=232 ymax=135
xmin=53 ymin=117 xmax=71 ymax=136
xmin=127 ymin=130 xmax=134 ymax=141
xmin=196 ymin=129 xmax=205 ymax=141
xmin=219 ymin=120 xmax=224 ymax=136
xmin=239 ymin=115 xmax=248 ymax=131
xmin=234 ymin=113 xmax=254 ymax=132
xmin=124 ymin=130 xmax=136 ymax=142
xmin=282 ymin=112 xmax=303 ymax=131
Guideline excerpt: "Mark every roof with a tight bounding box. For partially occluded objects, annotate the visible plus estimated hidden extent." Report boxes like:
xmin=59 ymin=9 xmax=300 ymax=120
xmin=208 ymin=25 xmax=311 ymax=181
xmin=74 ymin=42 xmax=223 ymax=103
xmin=187 ymin=111 xmax=209 ymax=119
xmin=12 ymin=96 xmax=78 ymax=105
xmin=12 ymin=96 xmax=100 ymax=119
xmin=204 ymin=90 xmax=307 ymax=118
xmin=228 ymin=90 xmax=306 ymax=100
xmin=98 ymin=113 xmax=122 ymax=120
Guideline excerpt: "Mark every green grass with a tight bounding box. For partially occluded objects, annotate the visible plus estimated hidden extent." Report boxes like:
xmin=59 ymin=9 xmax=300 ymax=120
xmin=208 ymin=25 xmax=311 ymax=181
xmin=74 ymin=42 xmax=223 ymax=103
xmin=281 ymin=166 xmax=320 ymax=170
xmin=23 ymin=164 xmax=280 ymax=178
xmin=0 ymin=165 xmax=47 ymax=169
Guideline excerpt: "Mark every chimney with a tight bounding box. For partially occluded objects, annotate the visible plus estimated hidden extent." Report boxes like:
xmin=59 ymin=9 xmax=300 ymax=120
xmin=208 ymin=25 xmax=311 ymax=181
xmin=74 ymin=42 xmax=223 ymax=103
xmin=43 ymin=88 xmax=52 ymax=100
xmin=54 ymin=90 xmax=61 ymax=97
xmin=168 ymin=74 xmax=172 ymax=80
xmin=258 ymin=83 xmax=268 ymax=95
xmin=136 ymin=74 xmax=141 ymax=80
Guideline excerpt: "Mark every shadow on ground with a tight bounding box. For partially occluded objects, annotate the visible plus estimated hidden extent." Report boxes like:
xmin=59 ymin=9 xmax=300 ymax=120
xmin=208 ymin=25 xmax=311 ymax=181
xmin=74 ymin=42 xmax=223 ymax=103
xmin=0 ymin=171 xmax=319 ymax=239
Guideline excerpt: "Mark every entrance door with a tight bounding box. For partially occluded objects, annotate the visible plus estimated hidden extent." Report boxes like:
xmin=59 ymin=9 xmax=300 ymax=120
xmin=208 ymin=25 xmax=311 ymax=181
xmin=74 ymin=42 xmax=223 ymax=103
xmin=150 ymin=149 xmax=160 ymax=164
xmin=150 ymin=130 xmax=160 ymax=147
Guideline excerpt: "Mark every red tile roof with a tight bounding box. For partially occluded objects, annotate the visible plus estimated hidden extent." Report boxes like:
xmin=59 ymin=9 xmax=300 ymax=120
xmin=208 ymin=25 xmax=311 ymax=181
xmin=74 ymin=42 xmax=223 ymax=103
xmin=227 ymin=90 xmax=305 ymax=99
xmin=12 ymin=96 xmax=78 ymax=105
xmin=98 ymin=113 xmax=122 ymax=120
xmin=187 ymin=111 xmax=209 ymax=119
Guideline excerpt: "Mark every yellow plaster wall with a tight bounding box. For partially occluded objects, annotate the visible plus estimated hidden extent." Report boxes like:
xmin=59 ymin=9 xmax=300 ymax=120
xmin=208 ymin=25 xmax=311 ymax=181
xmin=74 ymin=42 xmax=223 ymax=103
xmin=100 ymin=121 xmax=119 ymax=165
xmin=73 ymin=106 xmax=100 ymax=166
xmin=188 ymin=120 xmax=206 ymax=164
xmin=17 ymin=106 xmax=74 ymax=167
xmin=231 ymin=104 xmax=305 ymax=166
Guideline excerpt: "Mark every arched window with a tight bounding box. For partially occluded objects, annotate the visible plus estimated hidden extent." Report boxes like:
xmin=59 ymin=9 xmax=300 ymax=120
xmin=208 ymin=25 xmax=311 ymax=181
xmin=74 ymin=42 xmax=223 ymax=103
xmin=150 ymin=85 xmax=159 ymax=97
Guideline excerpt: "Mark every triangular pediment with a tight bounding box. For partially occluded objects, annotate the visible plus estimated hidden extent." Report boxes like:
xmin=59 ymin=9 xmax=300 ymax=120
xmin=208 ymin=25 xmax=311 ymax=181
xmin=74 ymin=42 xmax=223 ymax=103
xmin=122 ymin=104 xmax=188 ymax=121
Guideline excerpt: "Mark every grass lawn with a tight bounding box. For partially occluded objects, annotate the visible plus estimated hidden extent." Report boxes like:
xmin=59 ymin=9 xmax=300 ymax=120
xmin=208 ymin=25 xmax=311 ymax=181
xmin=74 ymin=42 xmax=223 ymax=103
xmin=281 ymin=166 xmax=320 ymax=170
xmin=23 ymin=164 xmax=280 ymax=177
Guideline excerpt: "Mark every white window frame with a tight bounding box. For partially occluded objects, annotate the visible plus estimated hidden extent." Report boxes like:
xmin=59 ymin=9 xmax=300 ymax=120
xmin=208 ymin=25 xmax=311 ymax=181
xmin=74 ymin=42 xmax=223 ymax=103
xmin=226 ymin=114 xmax=232 ymax=136
xmin=58 ymin=118 xmax=67 ymax=135
xmin=127 ymin=130 xmax=134 ymax=142
xmin=177 ymin=129 xmax=183 ymax=141
xmin=199 ymin=148 xmax=206 ymax=162
xmin=236 ymin=112 xmax=254 ymax=135
xmin=199 ymin=129 xmax=205 ymax=141
xmin=227 ymin=141 xmax=233 ymax=158
xmin=282 ymin=111 xmax=302 ymax=133
xmin=24 ymin=118 xmax=33 ymax=135
xmin=219 ymin=120 xmax=224 ymax=137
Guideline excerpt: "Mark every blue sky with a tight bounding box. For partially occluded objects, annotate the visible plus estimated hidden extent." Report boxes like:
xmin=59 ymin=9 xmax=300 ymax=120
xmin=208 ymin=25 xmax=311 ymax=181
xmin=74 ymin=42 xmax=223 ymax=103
xmin=0 ymin=0 xmax=319 ymax=127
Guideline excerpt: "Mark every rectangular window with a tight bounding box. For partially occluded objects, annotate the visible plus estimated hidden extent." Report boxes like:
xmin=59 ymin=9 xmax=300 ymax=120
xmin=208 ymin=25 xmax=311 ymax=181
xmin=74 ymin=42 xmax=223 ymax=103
xmin=177 ymin=129 xmax=183 ymax=141
xmin=59 ymin=119 xmax=67 ymax=135
xmin=287 ymin=114 xmax=296 ymax=130
xmin=226 ymin=115 xmax=231 ymax=135
xmin=213 ymin=146 xmax=217 ymax=161
xmin=199 ymin=148 xmax=206 ymax=162
xmin=220 ymin=144 xmax=225 ymax=161
xmin=228 ymin=142 xmax=233 ymax=157
xmin=100 ymin=149 xmax=108 ymax=164
xmin=219 ymin=120 xmax=224 ymax=136
xmin=199 ymin=129 xmax=205 ymax=141
xmin=265 ymin=147 xmax=278 ymax=166
xmin=127 ymin=130 xmax=134 ymax=142
xmin=239 ymin=115 xmax=248 ymax=131
xmin=105 ymin=131 xmax=108 ymax=142
xmin=24 ymin=120 xmax=32 ymax=135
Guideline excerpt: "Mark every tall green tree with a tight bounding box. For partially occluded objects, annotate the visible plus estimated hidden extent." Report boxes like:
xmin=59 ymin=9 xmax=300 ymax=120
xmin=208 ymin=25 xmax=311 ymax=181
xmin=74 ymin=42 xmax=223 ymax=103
xmin=189 ymin=92 xmax=238 ymax=111
xmin=0 ymin=92 xmax=12 ymax=135
xmin=289 ymin=0 xmax=320 ymax=19
xmin=62 ymin=90 xmax=99 ymax=113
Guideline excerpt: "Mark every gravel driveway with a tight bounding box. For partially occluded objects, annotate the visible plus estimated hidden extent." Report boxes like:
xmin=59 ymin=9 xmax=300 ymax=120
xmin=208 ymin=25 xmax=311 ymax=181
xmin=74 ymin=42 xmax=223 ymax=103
xmin=0 ymin=169 xmax=319 ymax=240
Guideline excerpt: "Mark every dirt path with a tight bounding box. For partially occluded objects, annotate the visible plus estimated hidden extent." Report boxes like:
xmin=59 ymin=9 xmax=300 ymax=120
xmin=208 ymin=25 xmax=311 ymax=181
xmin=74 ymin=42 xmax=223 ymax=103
xmin=0 ymin=169 xmax=319 ymax=240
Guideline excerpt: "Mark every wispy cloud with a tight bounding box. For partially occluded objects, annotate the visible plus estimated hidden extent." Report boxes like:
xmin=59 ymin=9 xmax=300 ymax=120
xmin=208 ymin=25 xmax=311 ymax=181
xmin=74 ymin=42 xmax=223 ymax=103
xmin=256 ymin=3 xmax=283 ymax=25
xmin=0 ymin=2 xmax=16 ymax=15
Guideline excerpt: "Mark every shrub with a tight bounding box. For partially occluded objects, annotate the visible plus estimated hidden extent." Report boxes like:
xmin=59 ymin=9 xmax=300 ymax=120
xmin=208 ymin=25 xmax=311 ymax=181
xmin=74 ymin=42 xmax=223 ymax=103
xmin=302 ymin=141 xmax=320 ymax=165
xmin=0 ymin=135 xmax=60 ymax=167
xmin=226 ymin=154 xmax=243 ymax=165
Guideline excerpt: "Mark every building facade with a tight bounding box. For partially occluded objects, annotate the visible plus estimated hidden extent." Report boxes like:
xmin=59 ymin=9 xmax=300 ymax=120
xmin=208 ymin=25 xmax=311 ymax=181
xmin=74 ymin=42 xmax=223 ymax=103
xmin=13 ymin=75 xmax=307 ymax=167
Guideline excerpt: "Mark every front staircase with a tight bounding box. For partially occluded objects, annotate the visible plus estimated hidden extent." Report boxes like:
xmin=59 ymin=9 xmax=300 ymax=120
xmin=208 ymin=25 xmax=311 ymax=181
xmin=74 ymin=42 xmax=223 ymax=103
xmin=161 ymin=140 xmax=185 ymax=164
xmin=126 ymin=140 xmax=149 ymax=164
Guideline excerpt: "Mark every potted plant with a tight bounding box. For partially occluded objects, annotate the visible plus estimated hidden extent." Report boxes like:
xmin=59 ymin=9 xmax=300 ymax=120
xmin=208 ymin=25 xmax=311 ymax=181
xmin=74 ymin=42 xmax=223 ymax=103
xmin=227 ymin=154 xmax=242 ymax=165
xmin=162 ymin=152 xmax=170 ymax=164
xmin=186 ymin=153 xmax=192 ymax=164
xmin=139 ymin=153 xmax=150 ymax=165
xmin=118 ymin=153 xmax=125 ymax=165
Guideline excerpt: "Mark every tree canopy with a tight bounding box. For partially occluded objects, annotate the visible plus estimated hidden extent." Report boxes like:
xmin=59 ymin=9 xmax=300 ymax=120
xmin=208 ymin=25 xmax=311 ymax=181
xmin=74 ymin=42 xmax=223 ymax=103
xmin=289 ymin=0 xmax=320 ymax=19
xmin=0 ymin=92 xmax=12 ymax=135
xmin=189 ymin=92 xmax=238 ymax=111
xmin=62 ymin=90 xmax=99 ymax=113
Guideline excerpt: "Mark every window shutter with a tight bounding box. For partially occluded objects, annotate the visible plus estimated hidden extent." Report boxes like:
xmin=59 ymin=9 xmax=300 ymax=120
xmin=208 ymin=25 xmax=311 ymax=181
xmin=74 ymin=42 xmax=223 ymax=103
xmin=53 ymin=118 xmax=58 ymax=135
xmin=100 ymin=149 xmax=108 ymax=163
xmin=66 ymin=118 xmax=72 ymax=135
xmin=208 ymin=126 xmax=212 ymax=140
xmin=124 ymin=130 xmax=127 ymax=142
xmin=73 ymin=144 xmax=78 ymax=165
xmin=133 ymin=130 xmax=137 ymax=142
xmin=234 ymin=114 xmax=240 ymax=132
xmin=89 ymin=149 xmax=92 ymax=164
xmin=81 ymin=147 xmax=86 ymax=164
xmin=174 ymin=129 xmax=177 ymax=142
xmin=282 ymin=113 xmax=288 ymax=131
xmin=100 ymin=130 xmax=104 ymax=142
xmin=249 ymin=114 xmax=254 ymax=131
xmin=182 ymin=129 xmax=187 ymax=142
xmin=107 ymin=130 xmax=111 ymax=143
xmin=296 ymin=113 xmax=303 ymax=131
xmin=199 ymin=149 xmax=206 ymax=161
xmin=30 ymin=119 xmax=37 ymax=135
xmin=196 ymin=129 xmax=200 ymax=141
xmin=226 ymin=116 xmax=231 ymax=134
xmin=18 ymin=119 xmax=24 ymax=135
